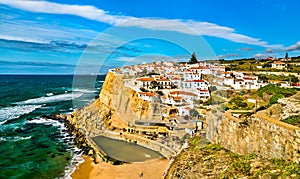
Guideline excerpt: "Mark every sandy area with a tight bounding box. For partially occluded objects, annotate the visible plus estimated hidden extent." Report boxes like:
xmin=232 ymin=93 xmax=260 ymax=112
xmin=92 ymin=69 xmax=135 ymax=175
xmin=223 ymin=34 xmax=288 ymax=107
xmin=72 ymin=156 xmax=171 ymax=179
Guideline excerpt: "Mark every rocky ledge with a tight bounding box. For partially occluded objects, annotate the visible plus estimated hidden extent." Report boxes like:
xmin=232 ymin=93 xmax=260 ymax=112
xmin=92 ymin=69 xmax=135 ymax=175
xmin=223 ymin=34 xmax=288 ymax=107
xmin=257 ymin=91 xmax=300 ymax=120
xmin=166 ymin=135 xmax=300 ymax=178
xmin=50 ymin=114 xmax=125 ymax=165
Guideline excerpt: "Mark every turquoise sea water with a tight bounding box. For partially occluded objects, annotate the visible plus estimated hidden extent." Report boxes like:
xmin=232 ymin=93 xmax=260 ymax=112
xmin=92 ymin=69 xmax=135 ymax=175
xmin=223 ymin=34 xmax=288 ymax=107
xmin=0 ymin=75 xmax=104 ymax=179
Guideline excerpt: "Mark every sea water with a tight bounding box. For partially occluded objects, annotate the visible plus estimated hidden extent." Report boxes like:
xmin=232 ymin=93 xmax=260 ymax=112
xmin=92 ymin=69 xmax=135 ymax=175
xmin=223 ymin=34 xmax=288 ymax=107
xmin=0 ymin=75 xmax=104 ymax=179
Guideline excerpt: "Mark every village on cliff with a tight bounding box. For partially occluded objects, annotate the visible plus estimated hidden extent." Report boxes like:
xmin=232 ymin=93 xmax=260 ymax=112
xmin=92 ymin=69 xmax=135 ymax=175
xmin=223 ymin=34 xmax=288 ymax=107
xmin=67 ymin=53 xmax=300 ymax=168
xmin=111 ymin=53 xmax=300 ymax=118
xmin=78 ymin=53 xmax=296 ymax=153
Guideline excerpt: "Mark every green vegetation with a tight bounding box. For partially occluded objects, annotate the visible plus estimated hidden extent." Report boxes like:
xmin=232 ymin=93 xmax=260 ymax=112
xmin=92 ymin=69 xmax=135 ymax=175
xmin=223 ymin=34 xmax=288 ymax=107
xmin=203 ymin=94 xmax=226 ymax=106
xmin=282 ymin=115 xmax=300 ymax=127
xmin=139 ymin=87 xmax=149 ymax=92
xmin=149 ymin=81 xmax=158 ymax=89
xmin=167 ymin=136 xmax=300 ymax=178
xmin=258 ymin=74 xmax=299 ymax=83
xmin=227 ymin=153 xmax=257 ymax=176
xmin=226 ymin=96 xmax=254 ymax=110
xmin=257 ymin=84 xmax=297 ymax=105
xmin=189 ymin=52 xmax=198 ymax=64
xmin=219 ymin=56 xmax=300 ymax=73
xmin=189 ymin=108 xmax=199 ymax=117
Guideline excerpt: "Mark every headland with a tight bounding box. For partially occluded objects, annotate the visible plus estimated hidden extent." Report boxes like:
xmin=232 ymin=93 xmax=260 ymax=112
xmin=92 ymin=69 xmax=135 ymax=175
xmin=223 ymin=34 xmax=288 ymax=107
xmin=56 ymin=56 xmax=300 ymax=178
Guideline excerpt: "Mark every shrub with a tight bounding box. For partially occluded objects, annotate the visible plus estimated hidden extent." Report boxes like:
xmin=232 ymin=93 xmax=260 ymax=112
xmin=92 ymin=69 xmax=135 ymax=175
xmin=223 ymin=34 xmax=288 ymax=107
xmin=140 ymin=87 xmax=149 ymax=92
xmin=269 ymin=93 xmax=284 ymax=105
xmin=281 ymin=115 xmax=300 ymax=126
xmin=257 ymin=84 xmax=297 ymax=106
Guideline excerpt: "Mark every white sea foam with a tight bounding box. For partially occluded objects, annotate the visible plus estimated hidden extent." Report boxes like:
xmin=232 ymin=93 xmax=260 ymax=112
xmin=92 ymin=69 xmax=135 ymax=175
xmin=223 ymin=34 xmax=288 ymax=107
xmin=18 ymin=93 xmax=83 ymax=105
xmin=0 ymin=105 xmax=42 ymax=124
xmin=0 ymin=136 xmax=31 ymax=142
xmin=26 ymin=117 xmax=84 ymax=179
xmin=72 ymin=88 xmax=97 ymax=93
xmin=27 ymin=118 xmax=65 ymax=128
xmin=63 ymin=149 xmax=84 ymax=179
xmin=46 ymin=93 xmax=54 ymax=97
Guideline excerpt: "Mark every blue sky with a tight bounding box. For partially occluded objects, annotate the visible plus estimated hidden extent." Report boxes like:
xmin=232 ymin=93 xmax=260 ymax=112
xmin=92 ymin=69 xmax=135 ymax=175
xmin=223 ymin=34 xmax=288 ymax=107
xmin=0 ymin=0 xmax=300 ymax=74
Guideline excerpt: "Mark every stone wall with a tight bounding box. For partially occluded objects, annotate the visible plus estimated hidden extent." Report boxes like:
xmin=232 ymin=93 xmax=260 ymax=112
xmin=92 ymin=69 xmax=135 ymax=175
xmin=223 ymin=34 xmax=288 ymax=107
xmin=206 ymin=112 xmax=300 ymax=163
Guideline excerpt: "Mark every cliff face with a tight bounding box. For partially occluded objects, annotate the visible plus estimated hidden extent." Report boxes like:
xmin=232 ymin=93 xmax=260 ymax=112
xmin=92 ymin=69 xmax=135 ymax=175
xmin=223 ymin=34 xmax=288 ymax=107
xmin=69 ymin=72 xmax=152 ymax=137
xmin=207 ymin=112 xmax=300 ymax=163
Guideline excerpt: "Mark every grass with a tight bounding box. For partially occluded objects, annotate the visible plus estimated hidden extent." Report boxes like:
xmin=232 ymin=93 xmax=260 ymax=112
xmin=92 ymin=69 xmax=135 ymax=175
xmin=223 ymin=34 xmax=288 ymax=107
xmin=282 ymin=115 xmax=300 ymax=127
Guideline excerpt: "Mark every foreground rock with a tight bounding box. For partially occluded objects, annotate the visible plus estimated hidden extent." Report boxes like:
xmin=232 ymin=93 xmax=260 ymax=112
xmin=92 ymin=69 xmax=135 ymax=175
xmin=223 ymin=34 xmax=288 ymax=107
xmin=166 ymin=135 xmax=300 ymax=178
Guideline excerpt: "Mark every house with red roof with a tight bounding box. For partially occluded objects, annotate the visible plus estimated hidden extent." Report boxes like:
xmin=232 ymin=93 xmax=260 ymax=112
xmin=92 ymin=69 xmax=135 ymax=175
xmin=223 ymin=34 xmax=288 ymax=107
xmin=135 ymin=77 xmax=155 ymax=88
xmin=169 ymin=90 xmax=197 ymax=104
xmin=196 ymin=89 xmax=210 ymax=100
xmin=155 ymin=76 xmax=172 ymax=89
xmin=138 ymin=92 xmax=158 ymax=102
xmin=271 ymin=61 xmax=287 ymax=69
xmin=161 ymin=95 xmax=183 ymax=106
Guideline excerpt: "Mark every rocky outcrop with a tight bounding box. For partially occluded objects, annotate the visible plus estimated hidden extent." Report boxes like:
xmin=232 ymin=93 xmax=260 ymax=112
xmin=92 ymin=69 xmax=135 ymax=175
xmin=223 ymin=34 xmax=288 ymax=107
xmin=278 ymin=92 xmax=300 ymax=119
xmin=61 ymin=72 xmax=163 ymax=162
xmin=166 ymin=136 xmax=300 ymax=178
xmin=50 ymin=114 xmax=102 ymax=163
xmin=71 ymin=72 xmax=152 ymax=136
xmin=257 ymin=92 xmax=300 ymax=120
xmin=207 ymin=112 xmax=300 ymax=163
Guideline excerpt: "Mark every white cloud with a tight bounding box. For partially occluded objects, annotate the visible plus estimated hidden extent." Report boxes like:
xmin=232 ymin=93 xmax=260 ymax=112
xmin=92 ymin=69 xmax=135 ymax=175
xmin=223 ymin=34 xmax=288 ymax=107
xmin=0 ymin=35 xmax=47 ymax=44
xmin=0 ymin=0 xmax=284 ymax=48
xmin=253 ymin=53 xmax=267 ymax=59
xmin=217 ymin=53 xmax=240 ymax=59
xmin=0 ymin=0 xmax=134 ymax=25
xmin=286 ymin=41 xmax=300 ymax=51
xmin=0 ymin=19 xmax=98 ymax=43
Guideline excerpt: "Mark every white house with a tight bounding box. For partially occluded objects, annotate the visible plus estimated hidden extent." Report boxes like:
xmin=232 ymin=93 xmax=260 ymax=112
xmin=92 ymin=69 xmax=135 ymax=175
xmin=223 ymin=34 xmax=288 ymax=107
xmin=243 ymin=76 xmax=259 ymax=89
xmin=232 ymin=79 xmax=245 ymax=90
xmin=178 ymin=106 xmax=192 ymax=116
xmin=184 ymin=70 xmax=201 ymax=81
xmin=170 ymin=77 xmax=182 ymax=88
xmin=121 ymin=66 xmax=137 ymax=75
xmin=138 ymin=92 xmax=158 ymax=102
xmin=161 ymin=95 xmax=183 ymax=106
xmin=135 ymin=77 xmax=155 ymax=88
xmin=279 ymin=81 xmax=290 ymax=88
xmin=223 ymin=77 xmax=234 ymax=86
xmin=196 ymin=89 xmax=210 ymax=100
xmin=183 ymin=79 xmax=209 ymax=90
xmin=169 ymin=91 xmax=197 ymax=104
xmin=272 ymin=61 xmax=287 ymax=69
xmin=155 ymin=77 xmax=172 ymax=89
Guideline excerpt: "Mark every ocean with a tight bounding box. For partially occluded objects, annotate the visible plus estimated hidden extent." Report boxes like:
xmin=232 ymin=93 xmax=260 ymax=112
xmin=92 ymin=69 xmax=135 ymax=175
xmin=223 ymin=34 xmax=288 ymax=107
xmin=0 ymin=75 xmax=105 ymax=179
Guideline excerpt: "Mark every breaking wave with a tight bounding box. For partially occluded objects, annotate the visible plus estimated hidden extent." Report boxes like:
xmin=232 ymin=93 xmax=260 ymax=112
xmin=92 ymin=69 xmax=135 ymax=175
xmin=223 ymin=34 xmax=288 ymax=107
xmin=17 ymin=93 xmax=83 ymax=105
xmin=0 ymin=105 xmax=42 ymax=125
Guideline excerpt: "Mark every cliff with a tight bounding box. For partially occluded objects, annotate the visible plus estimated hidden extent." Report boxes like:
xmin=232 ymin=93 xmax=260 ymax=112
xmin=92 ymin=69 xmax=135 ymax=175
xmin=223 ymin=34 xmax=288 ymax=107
xmin=69 ymin=72 xmax=152 ymax=137
xmin=207 ymin=111 xmax=300 ymax=163
xmin=166 ymin=135 xmax=300 ymax=178
xmin=62 ymin=72 xmax=172 ymax=162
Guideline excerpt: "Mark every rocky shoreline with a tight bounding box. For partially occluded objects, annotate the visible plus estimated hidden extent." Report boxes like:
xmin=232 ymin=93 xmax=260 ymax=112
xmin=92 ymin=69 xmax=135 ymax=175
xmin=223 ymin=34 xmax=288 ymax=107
xmin=49 ymin=114 xmax=126 ymax=165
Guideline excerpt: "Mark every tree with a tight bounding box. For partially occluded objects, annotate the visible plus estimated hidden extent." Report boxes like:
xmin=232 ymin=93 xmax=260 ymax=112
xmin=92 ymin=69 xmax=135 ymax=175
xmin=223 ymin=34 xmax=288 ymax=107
xmin=189 ymin=52 xmax=198 ymax=64
xmin=285 ymin=52 xmax=289 ymax=59
xmin=190 ymin=108 xmax=199 ymax=117
xmin=149 ymin=81 xmax=158 ymax=89
xmin=209 ymin=86 xmax=218 ymax=92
